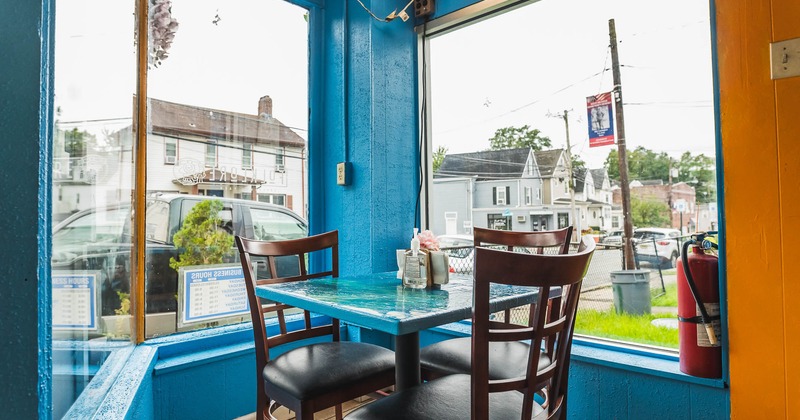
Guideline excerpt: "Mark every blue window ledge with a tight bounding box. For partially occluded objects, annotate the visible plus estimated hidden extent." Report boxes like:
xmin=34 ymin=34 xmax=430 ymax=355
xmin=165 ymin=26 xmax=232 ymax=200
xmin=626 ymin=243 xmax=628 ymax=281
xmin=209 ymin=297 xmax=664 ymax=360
xmin=64 ymin=317 xmax=729 ymax=419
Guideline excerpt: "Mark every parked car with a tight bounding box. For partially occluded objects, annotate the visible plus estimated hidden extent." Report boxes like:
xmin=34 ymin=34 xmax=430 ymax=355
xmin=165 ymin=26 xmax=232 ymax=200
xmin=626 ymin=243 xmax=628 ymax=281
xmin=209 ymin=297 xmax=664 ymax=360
xmin=52 ymin=194 xmax=308 ymax=316
xmin=601 ymin=229 xmax=624 ymax=245
xmin=437 ymin=234 xmax=474 ymax=274
xmin=632 ymin=227 xmax=682 ymax=268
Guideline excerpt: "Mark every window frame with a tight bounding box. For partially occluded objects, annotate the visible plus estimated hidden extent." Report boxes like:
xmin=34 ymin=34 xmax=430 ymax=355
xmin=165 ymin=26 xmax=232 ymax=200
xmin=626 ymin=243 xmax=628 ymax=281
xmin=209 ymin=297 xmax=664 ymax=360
xmin=126 ymin=0 xmax=315 ymax=344
xmin=418 ymin=0 xmax=724 ymax=365
xmin=205 ymin=140 xmax=218 ymax=168
xmin=165 ymin=138 xmax=177 ymax=165
xmin=242 ymin=143 xmax=253 ymax=169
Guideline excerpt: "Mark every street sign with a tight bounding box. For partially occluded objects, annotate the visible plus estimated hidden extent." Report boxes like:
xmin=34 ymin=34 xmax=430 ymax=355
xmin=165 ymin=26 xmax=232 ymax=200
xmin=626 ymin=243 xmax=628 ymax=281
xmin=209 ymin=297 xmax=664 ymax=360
xmin=586 ymin=92 xmax=615 ymax=148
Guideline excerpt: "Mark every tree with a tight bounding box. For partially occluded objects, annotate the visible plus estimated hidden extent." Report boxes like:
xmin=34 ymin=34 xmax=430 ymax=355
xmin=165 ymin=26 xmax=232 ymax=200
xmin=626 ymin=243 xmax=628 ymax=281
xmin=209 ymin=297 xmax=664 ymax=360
xmin=604 ymin=146 xmax=671 ymax=182
xmin=63 ymin=128 xmax=98 ymax=158
xmin=677 ymin=152 xmax=716 ymax=203
xmin=488 ymin=125 xmax=552 ymax=151
xmin=604 ymin=147 xmax=716 ymax=203
xmin=571 ymin=155 xmax=586 ymax=172
xmin=169 ymin=200 xmax=234 ymax=270
xmin=631 ymin=197 xmax=670 ymax=228
xmin=432 ymin=145 xmax=447 ymax=172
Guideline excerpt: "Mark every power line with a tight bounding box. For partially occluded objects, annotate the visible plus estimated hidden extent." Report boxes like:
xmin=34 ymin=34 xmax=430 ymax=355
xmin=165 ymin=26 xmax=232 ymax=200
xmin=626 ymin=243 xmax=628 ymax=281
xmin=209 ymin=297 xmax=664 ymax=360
xmin=433 ymin=70 xmax=609 ymax=136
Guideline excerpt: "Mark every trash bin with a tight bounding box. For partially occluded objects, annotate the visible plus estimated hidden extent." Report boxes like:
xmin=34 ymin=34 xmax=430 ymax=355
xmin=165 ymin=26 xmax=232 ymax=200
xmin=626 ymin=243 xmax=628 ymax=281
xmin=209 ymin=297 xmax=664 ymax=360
xmin=610 ymin=269 xmax=652 ymax=315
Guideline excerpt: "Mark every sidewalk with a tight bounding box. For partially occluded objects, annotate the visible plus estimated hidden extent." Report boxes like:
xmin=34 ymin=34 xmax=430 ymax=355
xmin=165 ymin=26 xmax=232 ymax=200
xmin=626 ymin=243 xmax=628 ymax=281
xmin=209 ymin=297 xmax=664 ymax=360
xmin=578 ymin=269 xmax=678 ymax=314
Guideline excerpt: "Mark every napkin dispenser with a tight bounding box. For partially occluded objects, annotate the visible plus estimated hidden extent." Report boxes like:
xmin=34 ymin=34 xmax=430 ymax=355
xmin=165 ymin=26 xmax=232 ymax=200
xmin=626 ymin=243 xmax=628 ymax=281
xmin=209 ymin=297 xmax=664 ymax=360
xmin=428 ymin=251 xmax=450 ymax=286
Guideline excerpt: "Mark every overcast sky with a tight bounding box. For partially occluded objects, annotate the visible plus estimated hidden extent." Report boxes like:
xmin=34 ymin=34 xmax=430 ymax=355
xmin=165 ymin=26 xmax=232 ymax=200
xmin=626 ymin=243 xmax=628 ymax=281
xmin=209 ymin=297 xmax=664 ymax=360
xmin=55 ymin=0 xmax=715 ymax=170
xmin=55 ymin=0 xmax=309 ymax=139
xmin=429 ymin=0 xmax=715 ymax=169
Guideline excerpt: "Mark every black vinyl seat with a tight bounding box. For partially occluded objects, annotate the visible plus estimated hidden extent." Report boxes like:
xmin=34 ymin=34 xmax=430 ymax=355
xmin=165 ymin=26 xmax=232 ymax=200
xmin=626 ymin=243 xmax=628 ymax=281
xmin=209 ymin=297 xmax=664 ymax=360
xmin=263 ymin=341 xmax=395 ymax=402
xmin=348 ymin=235 xmax=595 ymax=420
xmin=347 ymin=374 xmax=546 ymax=420
xmin=419 ymin=339 xmax=551 ymax=380
xmin=236 ymin=231 xmax=396 ymax=420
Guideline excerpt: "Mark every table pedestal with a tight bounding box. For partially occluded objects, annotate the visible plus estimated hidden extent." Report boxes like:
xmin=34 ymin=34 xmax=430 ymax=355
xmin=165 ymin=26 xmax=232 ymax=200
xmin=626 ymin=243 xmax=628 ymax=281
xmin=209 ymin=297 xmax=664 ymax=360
xmin=394 ymin=332 xmax=421 ymax=390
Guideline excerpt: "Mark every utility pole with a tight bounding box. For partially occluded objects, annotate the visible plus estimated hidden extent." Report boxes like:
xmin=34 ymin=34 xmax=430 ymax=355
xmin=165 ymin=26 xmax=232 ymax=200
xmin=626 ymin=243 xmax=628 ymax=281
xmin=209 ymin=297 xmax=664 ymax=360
xmin=668 ymin=159 xmax=674 ymax=228
xmin=609 ymin=18 xmax=635 ymax=270
xmin=562 ymin=110 xmax=580 ymax=242
xmin=548 ymin=109 xmax=580 ymax=241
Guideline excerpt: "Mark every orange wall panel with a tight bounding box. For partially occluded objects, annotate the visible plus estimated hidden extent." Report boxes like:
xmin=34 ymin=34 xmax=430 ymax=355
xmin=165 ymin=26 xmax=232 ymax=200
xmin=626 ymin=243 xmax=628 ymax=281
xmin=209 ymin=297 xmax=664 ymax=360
xmin=776 ymin=76 xmax=800 ymax=419
xmin=775 ymin=21 xmax=800 ymax=414
xmin=716 ymin=0 xmax=788 ymax=417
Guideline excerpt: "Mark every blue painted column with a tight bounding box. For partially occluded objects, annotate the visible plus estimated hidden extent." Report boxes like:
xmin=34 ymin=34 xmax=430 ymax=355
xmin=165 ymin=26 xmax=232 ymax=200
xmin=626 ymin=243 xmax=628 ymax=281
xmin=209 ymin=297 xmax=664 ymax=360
xmin=312 ymin=0 xmax=420 ymax=275
xmin=0 ymin=0 xmax=54 ymax=418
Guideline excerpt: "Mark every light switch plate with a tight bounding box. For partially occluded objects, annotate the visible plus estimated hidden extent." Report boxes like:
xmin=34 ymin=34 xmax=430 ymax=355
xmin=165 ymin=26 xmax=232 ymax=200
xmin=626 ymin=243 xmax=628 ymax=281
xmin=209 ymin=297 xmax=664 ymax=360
xmin=336 ymin=162 xmax=352 ymax=186
xmin=771 ymin=37 xmax=800 ymax=80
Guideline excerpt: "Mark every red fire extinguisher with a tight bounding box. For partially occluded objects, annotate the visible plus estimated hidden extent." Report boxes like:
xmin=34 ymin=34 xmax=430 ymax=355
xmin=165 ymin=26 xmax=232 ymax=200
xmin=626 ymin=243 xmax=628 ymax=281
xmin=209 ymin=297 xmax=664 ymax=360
xmin=677 ymin=232 xmax=722 ymax=378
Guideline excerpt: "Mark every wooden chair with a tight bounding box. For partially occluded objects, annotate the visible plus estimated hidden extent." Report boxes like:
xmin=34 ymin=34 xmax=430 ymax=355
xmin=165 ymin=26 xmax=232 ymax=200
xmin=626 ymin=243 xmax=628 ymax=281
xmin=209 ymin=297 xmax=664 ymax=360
xmin=347 ymin=236 xmax=595 ymax=420
xmin=235 ymin=231 xmax=396 ymax=420
xmin=420 ymin=226 xmax=574 ymax=383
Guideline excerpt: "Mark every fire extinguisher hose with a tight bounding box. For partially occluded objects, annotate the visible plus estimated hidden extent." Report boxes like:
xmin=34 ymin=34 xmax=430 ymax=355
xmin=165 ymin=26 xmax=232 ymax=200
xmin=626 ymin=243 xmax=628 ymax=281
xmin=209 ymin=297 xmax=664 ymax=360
xmin=680 ymin=238 xmax=718 ymax=346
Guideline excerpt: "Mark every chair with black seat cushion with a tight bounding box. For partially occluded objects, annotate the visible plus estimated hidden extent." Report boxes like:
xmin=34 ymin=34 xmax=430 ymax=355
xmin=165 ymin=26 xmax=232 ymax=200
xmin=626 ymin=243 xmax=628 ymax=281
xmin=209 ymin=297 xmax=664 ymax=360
xmin=420 ymin=226 xmax=573 ymax=383
xmin=236 ymin=230 xmax=396 ymax=420
xmin=347 ymin=236 xmax=595 ymax=420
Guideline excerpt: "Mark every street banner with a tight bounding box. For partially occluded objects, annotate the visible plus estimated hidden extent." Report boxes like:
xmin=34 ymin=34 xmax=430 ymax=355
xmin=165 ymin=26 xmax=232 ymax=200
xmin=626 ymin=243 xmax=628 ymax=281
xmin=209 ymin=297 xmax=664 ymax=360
xmin=586 ymin=92 xmax=615 ymax=147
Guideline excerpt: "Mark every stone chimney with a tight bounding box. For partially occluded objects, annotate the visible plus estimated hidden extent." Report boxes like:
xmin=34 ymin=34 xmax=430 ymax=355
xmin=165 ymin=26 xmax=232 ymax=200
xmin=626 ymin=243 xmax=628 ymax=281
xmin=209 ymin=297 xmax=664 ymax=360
xmin=258 ymin=95 xmax=273 ymax=118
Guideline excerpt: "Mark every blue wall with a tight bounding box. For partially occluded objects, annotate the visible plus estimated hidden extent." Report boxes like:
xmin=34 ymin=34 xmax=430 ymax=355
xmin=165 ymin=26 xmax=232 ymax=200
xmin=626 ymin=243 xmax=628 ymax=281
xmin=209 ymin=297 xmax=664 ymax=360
xmin=0 ymin=0 xmax=53 ymax=417
xmin=312 ymin=0 xmax=420 ymax=276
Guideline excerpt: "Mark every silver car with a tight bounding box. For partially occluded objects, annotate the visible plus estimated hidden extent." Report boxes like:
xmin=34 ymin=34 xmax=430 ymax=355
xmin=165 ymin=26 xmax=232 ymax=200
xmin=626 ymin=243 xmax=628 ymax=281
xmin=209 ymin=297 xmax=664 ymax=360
xmin=632 ymin=228 xmax=682 ymax=268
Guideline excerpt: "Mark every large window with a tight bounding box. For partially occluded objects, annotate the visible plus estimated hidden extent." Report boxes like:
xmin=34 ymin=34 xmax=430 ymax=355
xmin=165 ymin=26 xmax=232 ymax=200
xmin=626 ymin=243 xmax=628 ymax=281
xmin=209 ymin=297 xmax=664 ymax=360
xmin=425 ymin=0 xmax=715 ymax=351
xmin=52 ymin=0 xmax=309 ymax=415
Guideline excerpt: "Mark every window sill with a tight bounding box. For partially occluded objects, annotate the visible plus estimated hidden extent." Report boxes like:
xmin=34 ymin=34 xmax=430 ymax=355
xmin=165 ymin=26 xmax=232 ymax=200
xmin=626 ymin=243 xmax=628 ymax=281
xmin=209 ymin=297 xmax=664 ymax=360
xmin=571 ymin=337 xmax=726 ymax=389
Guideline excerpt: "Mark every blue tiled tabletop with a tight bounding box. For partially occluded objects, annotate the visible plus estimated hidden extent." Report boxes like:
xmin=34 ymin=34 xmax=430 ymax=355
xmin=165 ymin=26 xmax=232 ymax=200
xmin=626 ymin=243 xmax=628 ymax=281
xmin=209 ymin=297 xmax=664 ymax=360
xmin=255 ymin=271 xmax=539 ymax=336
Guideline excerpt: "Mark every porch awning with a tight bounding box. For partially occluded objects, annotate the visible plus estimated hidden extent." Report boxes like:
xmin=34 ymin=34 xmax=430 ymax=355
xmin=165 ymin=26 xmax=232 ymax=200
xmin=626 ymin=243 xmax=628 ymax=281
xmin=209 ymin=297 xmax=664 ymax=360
xmin=172 ymin=168 xmax=266 ymax=186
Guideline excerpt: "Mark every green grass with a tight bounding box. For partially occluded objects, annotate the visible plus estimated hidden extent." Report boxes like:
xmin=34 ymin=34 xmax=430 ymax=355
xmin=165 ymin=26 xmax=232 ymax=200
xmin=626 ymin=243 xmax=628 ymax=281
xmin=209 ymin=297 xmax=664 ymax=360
xmin=651 ymin=282 xmax=678 ymax=307
xmin=575 ymin=281 xmax=680 ymax=348
xmin=574 ymin=309 xmax=679 ymax=348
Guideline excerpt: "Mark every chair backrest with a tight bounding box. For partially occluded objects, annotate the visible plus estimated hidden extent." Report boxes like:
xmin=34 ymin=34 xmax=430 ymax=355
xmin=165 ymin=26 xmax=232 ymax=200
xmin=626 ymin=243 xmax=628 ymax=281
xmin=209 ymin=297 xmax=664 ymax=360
xmin=235 ymin=231 xmax=340 ymax=370
xmin=473 ymin=226 xmax=573 ymax=255
xmin=470 ymin=236 xmax=595 ymax=420
xmin=473 ymin=226 xmax=573 ymax=329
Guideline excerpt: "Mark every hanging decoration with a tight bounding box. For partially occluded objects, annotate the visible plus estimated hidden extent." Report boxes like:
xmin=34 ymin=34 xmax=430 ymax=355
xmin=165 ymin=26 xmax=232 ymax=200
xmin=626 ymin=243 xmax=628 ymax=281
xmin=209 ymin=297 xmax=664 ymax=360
xmin=149 ymin=0 xmax=179 ymax=68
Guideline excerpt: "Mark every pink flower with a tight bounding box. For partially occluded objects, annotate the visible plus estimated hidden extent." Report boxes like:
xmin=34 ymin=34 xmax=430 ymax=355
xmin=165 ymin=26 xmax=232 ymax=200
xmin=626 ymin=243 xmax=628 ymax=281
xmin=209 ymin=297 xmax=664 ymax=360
xmin=417 ymin=230 xmax=440 ymax=251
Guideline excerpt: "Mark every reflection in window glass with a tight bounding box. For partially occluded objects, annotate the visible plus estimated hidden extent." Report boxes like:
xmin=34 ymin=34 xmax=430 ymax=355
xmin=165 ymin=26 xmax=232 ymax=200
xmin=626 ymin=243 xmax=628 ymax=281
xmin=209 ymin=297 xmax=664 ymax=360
xmin=51 ymin=0 xmax=136 ymax=416
xmin=145 ymin=0 xmax=309 ymax=337
xmin=251 ymin=207 xmax=307 ymax=241
xmin=427 ymin=0 xmax=714 ymax=350
xmin=165 ymin=138 xmax=177 ymax=164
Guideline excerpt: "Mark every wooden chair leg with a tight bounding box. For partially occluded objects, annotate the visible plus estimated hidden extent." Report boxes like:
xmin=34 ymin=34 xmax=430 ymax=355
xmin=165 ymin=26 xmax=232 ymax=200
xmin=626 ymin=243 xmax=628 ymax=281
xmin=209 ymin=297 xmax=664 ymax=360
xmin=335 ymin=403 xmax=344 ymax=419
xmin=297 ymin=401 xmax=315 ymax=420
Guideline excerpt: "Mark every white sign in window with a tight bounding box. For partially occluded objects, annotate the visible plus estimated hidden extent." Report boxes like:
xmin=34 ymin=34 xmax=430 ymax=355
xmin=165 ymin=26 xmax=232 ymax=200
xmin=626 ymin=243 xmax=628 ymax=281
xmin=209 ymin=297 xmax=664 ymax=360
xmin=178 ymin=264 xmax=250 ymax=327
xmin=52 ymin=271 xmax=100 ymax=330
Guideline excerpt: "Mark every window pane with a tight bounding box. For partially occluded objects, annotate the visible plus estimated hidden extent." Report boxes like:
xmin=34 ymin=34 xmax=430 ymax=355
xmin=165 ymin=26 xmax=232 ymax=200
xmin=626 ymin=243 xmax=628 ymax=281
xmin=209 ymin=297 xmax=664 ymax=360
xmin=144 ymin=0 xmax=309 ymax=337
xmin=51 ymin=0 xmax=136 ymax=416
xmin=427 ymin=0 xmax=715 ymax=350
xmin=242 ymin=143 xmax=253 ymax=168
